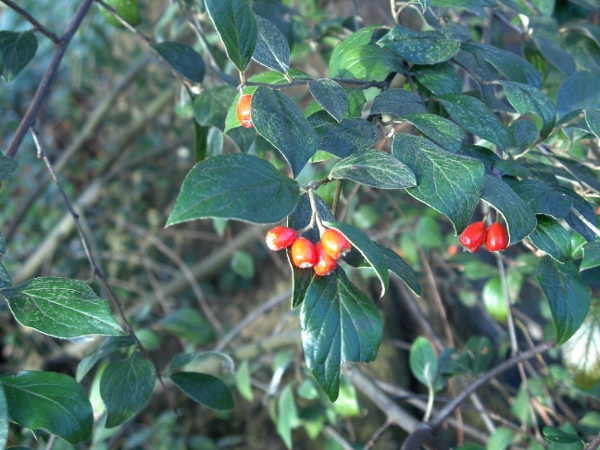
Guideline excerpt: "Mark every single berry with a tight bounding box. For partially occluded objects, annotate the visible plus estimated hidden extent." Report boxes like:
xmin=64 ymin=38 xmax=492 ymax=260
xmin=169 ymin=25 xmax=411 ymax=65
xmin=291 ymin=237 xmax=317 ymax=268
xmin=459 ymin=221 xmax=487 ymax=253
xmin=266 ymin=226 xmax=298 ymax=251
xmin=314 ymin=242 xmax=337 ymax=276
xmin=236 ymin=94 xmax=253 ymax=129
xmin=486 ymin=222 xmax=509 ymax=252
xmin=321 ymin=228 xmax=351 ymax=260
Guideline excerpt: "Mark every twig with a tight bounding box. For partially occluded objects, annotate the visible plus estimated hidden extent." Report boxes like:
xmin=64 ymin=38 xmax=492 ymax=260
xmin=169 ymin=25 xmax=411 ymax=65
xmin=5 ymin=0 xmax=95 ymax=158
xmin=0 ymin=0 xmax=60 ymax=43
xmin=364 ymin=420 xmax=392 ymax=450
xmin=585 ymin=431 xmax=600 ymax=450
xmin=495 ymin=253 xmax=518 ymax=356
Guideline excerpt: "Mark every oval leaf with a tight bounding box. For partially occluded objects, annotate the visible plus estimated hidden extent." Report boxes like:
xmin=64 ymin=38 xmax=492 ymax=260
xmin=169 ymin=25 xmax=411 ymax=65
xmin=511 ymin=179 xmax=572 ymax=218
xmin=581 ymin=242 xmax=600 ymax=271
xmin=205 ymin=0 xmax=257 ymax=73
xmin=537 ymin=256 xmax=591 ymax=345
xmin=331 ymin=44 xmax=404 ymax=80
xmin=308 ymin=79 xmax=348 ymax=123
xmin=2 ymin=277 xmax=123 ymax=339
xmin=100 ymin=352 xmax=155 ymax=428
xmin=370 ymin=88 xmax=427 ymax=117
xmin=378 ymin=25 xmax=460 ymax=65
xmin=1 ymin=371 xmax=93 ymax=444
xmin=400 ymin=113 xmax=467 ymax=153
xmin=410 ymin=337 xmax=438 ymax=389
xmin=500 ymin=81 xmax=556 ymax=137
xmin=0 ymin=31 xmax=38 ymax=82
xmin=151 ymin=41 xmax=205 ymax=83
xmin=253 ymin=16 xmax=290 ymax=73
xmin=309 ymin=113 xmax=379 ymax=158
xmin=194 ymin=85 xmax=237 ymax=130
xmin=529 ymin=217 xmax=572 ymax=262
xmin=171 ymin=372 xmax=234 ymax=410
xmin=252 ymin=87 xmax=319 ymax=177
xmin=300 ymin=269 xmax=382 ymax=401
xmin=166 ymin=154 xmax=300 ymax=225
xmin=0 ymin=154 xmax=18 ymax=182
xmin=393 ymin=134 xmax=485 ymax=233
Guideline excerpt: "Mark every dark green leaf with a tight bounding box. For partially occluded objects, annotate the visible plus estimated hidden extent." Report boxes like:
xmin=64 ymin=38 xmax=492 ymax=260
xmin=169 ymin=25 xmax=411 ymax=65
xmin=537 ymin=256 xmax=591 ymax=345
xmin=0 ymin=154 xmax=17 ymax=181
xmin=171 ymin=372 xmax=234 ymax=410
xmin=308 ymin=79 xmax=347 ymax=123
xmin=370 ymin=88 xmax=427 ymax=117
xmin=253 ymin=16 xmax=290 ymax=73
xmin=252 ymin=87 xmax=318 ymax=177
xmin=2 ymin=277 xmax=123 ymax=339
xmin=500 ymin=81 xmax=556 ymax=137
xmin=378 ymin=25 xmax=460 ymax=65
xmin=194 ymin=122 xmax=209 ymax=162
xmin=554 ymin=156 xmax=600 ymax=195
xmin=529 ymin=217 xmax=572 ymax=262
xmin=511 ymin=120 xmax=539 ymax=152
xmin=0 ymin=230 xmax=4 ymax=254
xmin=166 ymin=154 xmax=300 ymax=226
xmin=323 ymin=221 xmax=389 ymax=296
xmin=100 ymin=352 xmax=155 ymax=428
xmin=0 ymin=31 xmax=37 ymax=82
xmin=0 ymin=262 xmax=11 ymax=288
xmin=205 ymin=0 xmax=257 ymax=72
xmin=194 ymin=85 xmax=237 ymax=130
xmin=332 ymin=44 xmax=405 ymax=80
xmin=438 ymin=349 xmax=470 ymax=376
xmin=460 ymin=42 xmax=541 ymax=87
xmin=76 ymin=336 xmax=135 ymax=382
xmin=543 ymin=426 xmax=583 ymax=444
xmin=300 ymin=269 xmax=382 ymax=401
xmin=511 ymin=179 xmax=572 ymax=218
xmin=466 ymin=336 xmax=493 ymax=374
xmin=401 ymin=113 xmax=467 ymax=153
xmin=413 ymin=63 xmax=463 ymax=96
xmin=556 ymin=186 xmax=598 ymax=242
xmin=151 ymin=42 xmax=205 ymax=83
xmin=440 ymin=94 xmax=516 ymax=150
xmin=329 ymin=149 xmax=416 ymax=190
xmin=0 ymin=386 xmax=7 ymax=450
xmin=410 ymin=337 xmax=438 ymax=389
xmin=585 ymin=109 xmax=600 ymax=139
xmin=393 ymin=134 xmax=485 ymax=233
xmin=532 ymin=37 xmax=577 ymax=76
xmin=581 ymin=242 xmax=600 ymax=271
xmin=557 ymin=71 xmax=600 ymax=118
xmin=481 ymin=175 xmax=537 ymax=244
xmin=1 ymin=371 xmax=92 ymax=444
xmin=309 ymin=113 xmax=379 ymax=158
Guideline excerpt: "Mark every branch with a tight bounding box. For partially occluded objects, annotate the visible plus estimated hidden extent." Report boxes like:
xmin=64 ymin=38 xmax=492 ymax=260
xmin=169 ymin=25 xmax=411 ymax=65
xmin=5 ymin=0 xmax=95 ymax=158
xmin=0 ymin=0 xmax=60 ymax=44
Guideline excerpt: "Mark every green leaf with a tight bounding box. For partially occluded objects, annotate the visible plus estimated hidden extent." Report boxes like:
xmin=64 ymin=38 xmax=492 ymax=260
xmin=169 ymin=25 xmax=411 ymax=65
xmin=194 ymin=122 xmax=209 ymax=162
xmin=194 ymin=85 xmax=237 ymax=130
xmin=308 ymin=79 xmax=347 ymax=123
xmin=482 ymin=277 xmax=509 ymax=324
xmin=253 ymin=16 xmax=290 ymax=73
xmin=1 ymin=371 xmax=93 ymax=444
xmin=331 ymin=44 xmax=405 ymax=80
xmin=561 ymin=302 xmax=600 ymax=389
xmin=76 ymin=336 xmax=135 ymax=382
xmin=329 ymin=149 xmax=416 ymax=190
xmin=378 ymin=25 xmax=460 ymax=65
xmin=557 ymin=186 xmax=598 ymax=243
xmin=323 ymin=221 xmax=389 ymax=296
xmin=309 ymin=113 xmax=379 ymax=158
xmin=0 ymin=230 xmax=5 ymax=255
xmin=410 ymin=337 xmax=438 ymax=389
xmin=0 ymin=386 xmax=7 ymax=450
xmin=393 ymin=134 xmax=485 ymax=233
xmin=488 ymin=427 xmax=517 ymax=450
xmin=537 ymin=256 xmax=591 ymax=345
xmin=581 ymin=242 xmax=600 ymax=271
xmin=235 ymin=360 xmax=253 ymax=401
xmin=205 ymin=0 xmax=257 ymax=73
xmin=532 ymin=37 xmax=577 ymax=76
xmin=554 ymin=156 xmax=600 ymax=195
xmin=0 ymin=154 xmax=18 ymax=181
xmin=231 ymin=251 xmax=255 ymax=279
xmin=0 ymin=262 xmax=11 ymax=288
xmin=300 ymin=269 xmax=382 ymax=401
xmin=557 ymin=71 xmax=600 ymax=118
xmin=0 ymin=31 xmax=37 ymax=82
xmin=413 ymin=62 xmax=464 ymax=96
xmin=100 ymin=351 xmax=155 ymax=428
xmin=329 ymin=26 xmax=388 ymax=77
xmin=481 ymin=175 xmax=537 ymax=244
xmin=438 ymin=349 xmax=470 ymax=376
xmin=529 ymin=216 xmax=572 ymax=262
xmin=171 ymin=372 xmax=234 ymax=410
xmin=276 ymin=384 xmax=299 ymax=448
xmin=166 ymin=154 xmax=299 ymax=226
xmin=400 ymin=113 xmax=468 ymax=153
xmin=440 ymin=94 xmax=516 ymax=150
xmin=370 ymin=88 xmax=427 ymax=117
xmin=543 ymin=426 xmax=583 ymax=444
xmin=460 ymin=42 xmax=541 ymax=87
xmin=466 ymin=336 xmax=493 ymax=374
xmin=500 ymin=81 xmax=556 ymax=137
xmin=511 ymin=179 xmax=572 ymax=218
xmin=160 ymin=308 xmax=214 ymax=345
xmin=151 ymin=42 xmax=205 ymax=83
xmin=252 ymin=87 xmax=318 ymax=177
xmin=2 ymin=277 xmax=123 ymax=339
xmin=585 ymin=109 xmax=600 ymax=139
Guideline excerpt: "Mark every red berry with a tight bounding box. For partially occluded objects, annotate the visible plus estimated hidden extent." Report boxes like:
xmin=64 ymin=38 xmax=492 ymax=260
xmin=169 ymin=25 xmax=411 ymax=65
xmin=266 ymin=226 xmax=298 ymax=251
xmin=291 ymin=237 xmax=317 ymax=268
xmin=459 ymin=221 xmax=487 ymax=253
xmin=236 ymin=94 xmax=253 ymax=129
xmin=314 ymin=242 xmax=337 ymax=276
xmin=486 ymin=222 xmax=509 ymax=252
xmin=321 ymin=229 xmax=351 ymax=260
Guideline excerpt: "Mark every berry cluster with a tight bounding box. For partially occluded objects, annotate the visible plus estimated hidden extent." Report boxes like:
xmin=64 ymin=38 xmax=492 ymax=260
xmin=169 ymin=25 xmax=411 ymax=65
xmin=459 ymin=221 xmax=508 ymax=253
xmin=266 ymin=227 xmax=351 ymax=276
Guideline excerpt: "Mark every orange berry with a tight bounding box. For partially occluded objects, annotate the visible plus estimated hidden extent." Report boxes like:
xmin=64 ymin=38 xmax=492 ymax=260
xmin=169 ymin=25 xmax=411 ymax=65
xmin=459 ymin=221 xmax=487 ymax=253
xmin=236 ymin=94 xmax=253 ymax=129
xmin=486 ymin=222 xmax=509 ymax=252
xmin=314 ymin=242 xmax=337 ymax=276
xmin=321 ymin=228 xmax=351 ymax=260
xmin=447 ymin=244 xmax=458 ymax=257
xmin=266 ymin=227 xmax=298 ymax=251
xmin=291 ymin=237 xmax=317 ymax=268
